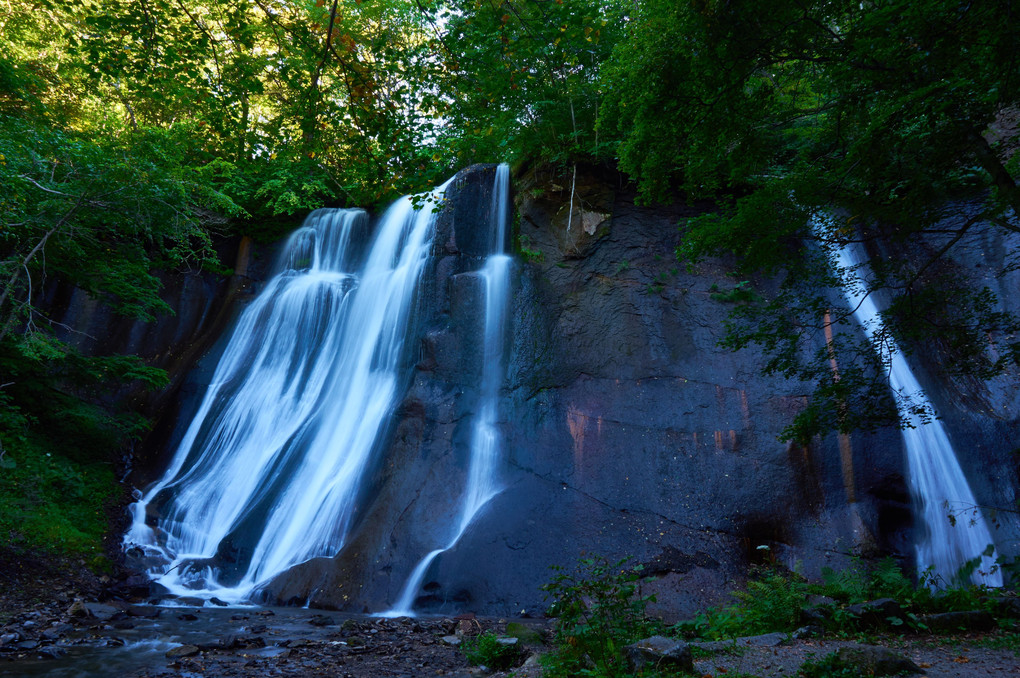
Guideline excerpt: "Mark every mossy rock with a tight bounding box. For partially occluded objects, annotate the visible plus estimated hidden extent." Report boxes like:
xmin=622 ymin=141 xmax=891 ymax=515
xmin=504 ymin=621 xmax=545 ymax=646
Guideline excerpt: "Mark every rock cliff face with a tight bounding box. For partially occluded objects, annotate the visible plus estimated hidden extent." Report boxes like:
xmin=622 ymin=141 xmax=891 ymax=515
xmin=128 ymin=164 xmax=1019 ymax=617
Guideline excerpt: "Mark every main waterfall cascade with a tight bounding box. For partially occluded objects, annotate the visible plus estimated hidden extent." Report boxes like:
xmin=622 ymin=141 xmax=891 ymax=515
xmin=385 ymin=163 xmax=512 ymax=616
xmin=830 ymin=237 xmax=1003 ymax=587
xmin=124 ymin=176 xmax=461 ymax=603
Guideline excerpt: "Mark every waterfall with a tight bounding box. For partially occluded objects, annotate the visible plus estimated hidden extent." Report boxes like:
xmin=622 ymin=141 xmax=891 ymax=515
xmin=123 ymin=180 xmax=451 ymax=602
xmin=831 ymin=238 xmax=1002 ymax=587
xmin=384 ymin=163 xmax=512 ymax=616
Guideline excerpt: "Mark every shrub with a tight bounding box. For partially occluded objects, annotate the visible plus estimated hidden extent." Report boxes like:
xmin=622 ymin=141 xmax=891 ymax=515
xmin=674 ymin=566 xmax=808 ymax=640
xmin=541 ymin=555 xmax=659 ymax=677
xmin=461 ymin=632 xmax=525 ymax=670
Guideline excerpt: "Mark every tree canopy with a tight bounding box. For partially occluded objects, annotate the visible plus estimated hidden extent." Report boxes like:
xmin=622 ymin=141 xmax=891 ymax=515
xmin=599 ymin=0 xmax=1020 ymax=440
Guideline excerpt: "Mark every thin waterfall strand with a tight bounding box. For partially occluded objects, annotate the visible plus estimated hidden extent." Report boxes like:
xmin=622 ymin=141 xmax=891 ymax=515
xmin=384 ymin=164 xmax=512 ymax=616
xmin=124 ymin=182 xmax=450 ymax=602
xmin=832 ymin=238 xmax=1002 ymax=587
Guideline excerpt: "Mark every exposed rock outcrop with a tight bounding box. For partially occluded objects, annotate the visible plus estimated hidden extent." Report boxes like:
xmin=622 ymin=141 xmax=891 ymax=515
xmin=134 ymin=164 xmax=1019 ymax=617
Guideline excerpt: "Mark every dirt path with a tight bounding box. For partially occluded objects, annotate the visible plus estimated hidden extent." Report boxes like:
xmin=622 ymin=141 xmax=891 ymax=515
xmin=692 ymin=634 xmax=1019 ymax=678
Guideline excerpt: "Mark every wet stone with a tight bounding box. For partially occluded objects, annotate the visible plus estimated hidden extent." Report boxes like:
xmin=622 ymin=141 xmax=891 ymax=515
xmin=66 ymin=600 xmax=91 ymax=618
xmin=41 ymin=623 xmax=72 ymax=640
xmin=84 ymin=603 xmax=119 ymax=621
xmin=166 ymin=644 xmax=201 ymax=658
xmin=308 ymin=614 xmax=336 ymax=627
xmin=36 ymin=645 xmax=67 ymax=659
xmin=127 ymin=606 xmax=160 ymax=618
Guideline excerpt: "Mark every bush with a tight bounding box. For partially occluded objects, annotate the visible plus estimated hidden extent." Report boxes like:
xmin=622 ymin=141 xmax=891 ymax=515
xmin=674 ymin=566 xmax=808 ymax=640
xmin=541 ymin=556 xmax=659 ymax=677
xmin=461 ymin=632 xmax=525 ymax=670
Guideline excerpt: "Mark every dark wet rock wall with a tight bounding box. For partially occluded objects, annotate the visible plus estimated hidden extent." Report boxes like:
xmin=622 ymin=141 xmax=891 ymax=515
xmin=116 ymin=164 xmax=1018 ymax=618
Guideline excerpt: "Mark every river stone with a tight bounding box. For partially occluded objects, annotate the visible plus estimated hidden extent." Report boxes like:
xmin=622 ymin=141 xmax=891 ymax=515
xmin=127 ymin=605 xmax=161 ymax=618
xmin=920 ymin=610 xmax=996 ymax=632
xmin=166 ymin=644 xmax=201 ymax=658
xmin=833 ymin=645 xmax=922 ymax=675
xmin=66 ymin=600 xmax=90 ymax=618
xmin=41 ymin=623 xmax=72 ymax=640
xmin=624 ymin=635 xmax=693 ymax=673
xmin=36 ymin=645 xmax=67 ymax=659
xmin=308 ymin=614 xmax=335 ymax=627
xmin=84 ymin=603 xmax=120 ymax=621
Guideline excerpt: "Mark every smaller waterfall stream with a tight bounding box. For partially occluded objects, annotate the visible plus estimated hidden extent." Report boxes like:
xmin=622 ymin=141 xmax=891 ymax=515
xmin=384 ymin=164 xmax=512 ymax=616
xmin=832 ymin=239 xmax=1002 ymax=586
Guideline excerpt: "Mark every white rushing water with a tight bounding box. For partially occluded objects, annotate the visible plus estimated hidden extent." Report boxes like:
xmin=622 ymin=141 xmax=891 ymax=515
xmin=124 ymin=180 xmax=451 ymax=602
xmin=831 ymin=238 xmax=1002 ymax=587
xmin=384 ymin=163 xmax=512 ymax=616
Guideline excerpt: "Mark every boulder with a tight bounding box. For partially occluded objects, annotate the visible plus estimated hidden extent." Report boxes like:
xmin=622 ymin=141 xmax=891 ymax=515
xmin=920 ymin=610 xmax=996 ymax=632
xmin=845 ymin=598 xmax=905 ymax=628
xmin=84 ymin=603 xmax=120 ymax=621
xmin=624 ymin=635 xmax=693 ymax=673
xmin=833 ymin=645 xmax=922 ymax=676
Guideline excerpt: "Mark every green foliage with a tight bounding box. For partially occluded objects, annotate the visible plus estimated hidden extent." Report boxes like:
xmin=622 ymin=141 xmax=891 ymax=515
xmin=971 ymin=631 xmax=1020 ymax=655
xmin=674 ymin=557 xmax=1012 ymax=642
xmin=435 ymin=0 xmax=624 ymax=169
xmin=675 ymin=567 xmax=809 ymax=640
xmin=518 ymin=234 xmax=544 ymax=263
xmin=541 ymin=556 xmax=659 ymax=677
xmin=819 ymin=558 xmax=913 ymax=605
xmin=461 ymin=632 xmax=525 ymax=671
xmin=709 ymin=281 xmax=757 ymax=304
xmin=798 ymin=652 xmax=863 ymax=678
